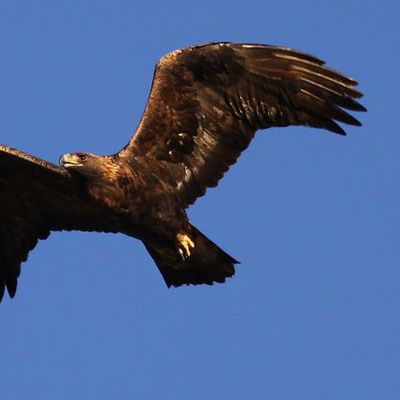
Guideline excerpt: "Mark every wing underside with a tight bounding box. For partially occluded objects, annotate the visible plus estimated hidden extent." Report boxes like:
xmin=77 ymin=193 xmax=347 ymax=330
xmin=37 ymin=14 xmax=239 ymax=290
xmin=0 ymin=146 xmax=113 ymax=301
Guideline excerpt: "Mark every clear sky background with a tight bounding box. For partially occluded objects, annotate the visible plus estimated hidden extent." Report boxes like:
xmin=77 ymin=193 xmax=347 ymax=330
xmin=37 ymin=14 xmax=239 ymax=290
xmin=0 ymin=1 xmax=398 ymax=399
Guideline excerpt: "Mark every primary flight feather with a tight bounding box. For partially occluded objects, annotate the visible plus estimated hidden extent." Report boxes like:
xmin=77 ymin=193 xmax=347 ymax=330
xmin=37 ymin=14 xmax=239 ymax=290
xmin=0 ymin=42 xmax=366 ymax=301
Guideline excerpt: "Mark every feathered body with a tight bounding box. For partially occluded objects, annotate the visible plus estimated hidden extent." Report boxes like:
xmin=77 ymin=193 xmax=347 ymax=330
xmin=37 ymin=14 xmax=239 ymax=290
xmin=0 ymin=42 xmax=365 ymax=301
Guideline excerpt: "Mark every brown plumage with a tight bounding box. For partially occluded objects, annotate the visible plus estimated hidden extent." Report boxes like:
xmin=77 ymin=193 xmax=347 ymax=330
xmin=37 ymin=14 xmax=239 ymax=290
xmin=0 ymin=42 xmax=366 ymax=301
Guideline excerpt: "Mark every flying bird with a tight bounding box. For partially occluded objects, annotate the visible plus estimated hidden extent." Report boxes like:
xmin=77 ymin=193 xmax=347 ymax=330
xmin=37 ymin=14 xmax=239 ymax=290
xmin=0 ymin=42 xmax=366 ymax=301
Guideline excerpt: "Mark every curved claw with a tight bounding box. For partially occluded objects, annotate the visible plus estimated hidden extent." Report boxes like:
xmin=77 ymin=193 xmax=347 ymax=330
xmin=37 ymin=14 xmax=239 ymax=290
xmin=177 ymin=233 xmax=195 ymax=260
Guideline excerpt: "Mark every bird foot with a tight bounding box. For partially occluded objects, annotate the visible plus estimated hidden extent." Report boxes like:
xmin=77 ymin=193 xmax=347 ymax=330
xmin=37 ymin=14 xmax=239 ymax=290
xmin=177 ymin=233 xmax=195 ymax=260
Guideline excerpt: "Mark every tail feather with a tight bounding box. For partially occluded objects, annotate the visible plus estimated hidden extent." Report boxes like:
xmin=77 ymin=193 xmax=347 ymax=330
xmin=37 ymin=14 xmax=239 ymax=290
xmin=144 ymin=225 xmax=239 ymax=287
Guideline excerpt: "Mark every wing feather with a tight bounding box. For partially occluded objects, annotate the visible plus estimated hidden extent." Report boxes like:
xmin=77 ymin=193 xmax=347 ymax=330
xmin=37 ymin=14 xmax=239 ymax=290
xmin=0 ymin=146 xmax=116 ymax=301
xmin=119 ymin=42 xmax=365 ymax=208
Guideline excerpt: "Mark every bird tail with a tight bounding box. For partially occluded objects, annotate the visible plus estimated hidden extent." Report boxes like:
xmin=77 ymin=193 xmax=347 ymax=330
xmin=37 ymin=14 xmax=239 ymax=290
xmin=143 ymin=225 xmax=239 ymax=287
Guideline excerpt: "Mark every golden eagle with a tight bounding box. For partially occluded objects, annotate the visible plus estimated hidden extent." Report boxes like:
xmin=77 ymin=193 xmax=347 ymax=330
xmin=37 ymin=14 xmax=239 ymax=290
xmin=0 ymin=42 xmax=365 ymax=301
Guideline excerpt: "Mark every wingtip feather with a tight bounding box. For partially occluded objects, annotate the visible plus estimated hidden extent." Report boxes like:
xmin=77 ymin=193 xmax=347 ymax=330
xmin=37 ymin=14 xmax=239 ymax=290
xmin=0 ymin=282 xmax=4 ymax=302
xmin=6 ymin=279 xmax=17 ymax=299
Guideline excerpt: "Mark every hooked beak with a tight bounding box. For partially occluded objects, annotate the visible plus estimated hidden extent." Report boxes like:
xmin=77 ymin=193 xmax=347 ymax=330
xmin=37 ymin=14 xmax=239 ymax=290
xmin=59 ymin=154 xmax=83 ymax=168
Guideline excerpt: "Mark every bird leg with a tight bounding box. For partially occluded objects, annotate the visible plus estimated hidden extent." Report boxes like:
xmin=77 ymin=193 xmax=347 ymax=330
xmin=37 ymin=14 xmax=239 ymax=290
xmin=176 ymin=232 xmax=195 ymax=260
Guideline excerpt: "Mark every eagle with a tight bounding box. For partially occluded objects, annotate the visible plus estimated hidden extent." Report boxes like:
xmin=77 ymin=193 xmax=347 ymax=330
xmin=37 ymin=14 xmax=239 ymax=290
xmin=0 ymin=42 xmax=365 ymax=301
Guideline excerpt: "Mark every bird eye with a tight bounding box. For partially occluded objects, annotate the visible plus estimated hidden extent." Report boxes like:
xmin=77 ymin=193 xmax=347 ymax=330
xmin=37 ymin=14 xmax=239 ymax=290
xmin=79 ymin=154 xmax=87 ymax=161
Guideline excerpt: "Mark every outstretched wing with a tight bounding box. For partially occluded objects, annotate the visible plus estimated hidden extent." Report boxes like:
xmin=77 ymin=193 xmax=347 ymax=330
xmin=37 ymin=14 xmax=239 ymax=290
xmin=119 ymin=42 xmax=365 ymax=208
xmin=0 ymin=146 xmax=116 ymax=301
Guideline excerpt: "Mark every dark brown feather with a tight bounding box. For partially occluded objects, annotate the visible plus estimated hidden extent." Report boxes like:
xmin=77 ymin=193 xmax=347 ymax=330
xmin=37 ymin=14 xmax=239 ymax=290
xmin=0 ymin=146 xmax=119 ymax=300
xmin=119 ymin=42 xmax=365 ymax=208
xmin=144 ymin=225 xmax=238 ymax=287
xmin=0 ymin=42 xmax=366 ymax=300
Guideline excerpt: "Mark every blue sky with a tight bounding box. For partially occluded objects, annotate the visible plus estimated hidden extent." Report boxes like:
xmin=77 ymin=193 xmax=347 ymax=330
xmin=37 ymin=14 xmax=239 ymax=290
xmin=1 ymin=1 xmax=398 ymax=399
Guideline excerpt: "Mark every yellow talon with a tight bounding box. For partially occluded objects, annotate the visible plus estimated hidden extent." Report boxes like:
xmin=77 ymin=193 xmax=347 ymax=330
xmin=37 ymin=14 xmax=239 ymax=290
xmin=177 ymin=233 xmax=195 ymax=260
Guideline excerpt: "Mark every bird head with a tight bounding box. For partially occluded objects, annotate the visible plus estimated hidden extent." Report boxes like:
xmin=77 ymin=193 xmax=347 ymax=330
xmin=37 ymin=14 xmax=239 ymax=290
xmin=59 ymin=152 xmax=119 ymax=183
xmin=59 ymin=152 xmax=92 ymax=168
xmin=59 ymin=152 xmax=103 ymax=179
